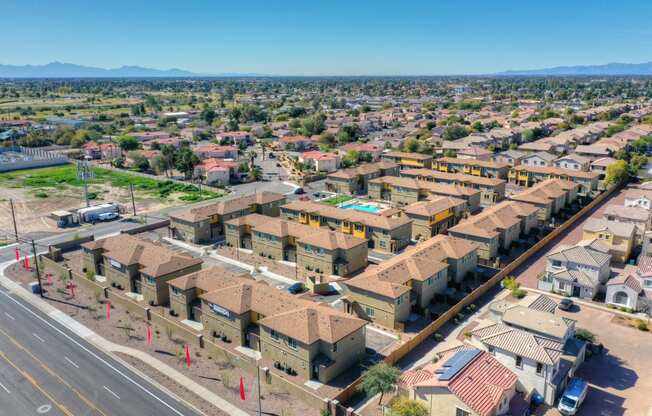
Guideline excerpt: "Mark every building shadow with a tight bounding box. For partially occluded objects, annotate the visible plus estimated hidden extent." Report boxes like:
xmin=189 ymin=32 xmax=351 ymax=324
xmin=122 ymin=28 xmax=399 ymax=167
xmin=577 ymin=349 xmax=638 ymax=391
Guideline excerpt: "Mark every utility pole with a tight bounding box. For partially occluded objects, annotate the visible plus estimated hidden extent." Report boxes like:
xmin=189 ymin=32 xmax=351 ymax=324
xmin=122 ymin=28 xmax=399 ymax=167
xmin=9 ymin=199 xmax=18 ymax=242
xmin=76 ymin=160 xmax=93 ymax=208
xmin=129 ymin=183 xmax=137 ymax=216
xmin=31 ymin=240 xmax=44 ymax=298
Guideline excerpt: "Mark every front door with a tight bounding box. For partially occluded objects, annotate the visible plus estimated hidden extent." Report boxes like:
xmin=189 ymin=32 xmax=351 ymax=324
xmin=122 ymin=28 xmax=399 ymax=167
xmin=312 ymin=363 xmax=319 ymax=380
xmin=572 ymin=285 xmax=581 ymax=297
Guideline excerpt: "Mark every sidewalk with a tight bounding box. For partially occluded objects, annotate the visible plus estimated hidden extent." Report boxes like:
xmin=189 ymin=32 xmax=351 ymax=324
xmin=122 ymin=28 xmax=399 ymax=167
xmin=0 ymin=260 xmax=249 ymax=416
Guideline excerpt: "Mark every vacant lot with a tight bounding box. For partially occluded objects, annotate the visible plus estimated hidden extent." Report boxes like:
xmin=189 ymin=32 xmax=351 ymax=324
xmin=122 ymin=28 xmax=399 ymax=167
xmin=0 ymin=165 xmax=222 ymax=235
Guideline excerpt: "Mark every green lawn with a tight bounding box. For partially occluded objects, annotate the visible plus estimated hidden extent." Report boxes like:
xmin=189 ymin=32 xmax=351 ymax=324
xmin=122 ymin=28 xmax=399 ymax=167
xmin=320 ymin=194 xmax=354 ymax=206
xmin=0 ymin=165 xmax=222 ymax=201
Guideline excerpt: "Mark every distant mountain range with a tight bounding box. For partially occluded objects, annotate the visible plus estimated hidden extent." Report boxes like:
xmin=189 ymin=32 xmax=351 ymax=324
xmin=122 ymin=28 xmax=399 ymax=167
xmin=498 ymin=61 xmax=652 ymax=76
xmin=0 ymin=62 xmax=265 ymax=78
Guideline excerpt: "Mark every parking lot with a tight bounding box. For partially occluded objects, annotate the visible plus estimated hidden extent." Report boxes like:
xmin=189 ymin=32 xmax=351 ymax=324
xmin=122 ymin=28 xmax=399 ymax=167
xmin=538 ymin=305 xmax=652 ymax=416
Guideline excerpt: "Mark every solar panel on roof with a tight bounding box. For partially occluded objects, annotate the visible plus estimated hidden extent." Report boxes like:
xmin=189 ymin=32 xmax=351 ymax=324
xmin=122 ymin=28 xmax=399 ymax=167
xmin=438 ymin=348 xmax=481 ymax=381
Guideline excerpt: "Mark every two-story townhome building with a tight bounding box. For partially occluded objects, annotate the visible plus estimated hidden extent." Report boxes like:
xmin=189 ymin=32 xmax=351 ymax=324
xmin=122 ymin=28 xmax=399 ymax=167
xmin=492 ymin=150 xmax=527 ymax=167
xmin=342 ymin=235 xmax=477 ymax=329
xmin=198 ymin=279 xmax=367 ymax=383
xmin=603 ymin=204 xmax=652 ymax=244
xmin=509 ymin=179 xmax=579 ymax=226
xmin=508 ymin=165 xmax=599 ymax=198
xmin=381 ymin=151 xmax=433 ymax=169
xmin=539 ymin=240 xmax=611 ymax=299
xmin=624 ymin=188 xmax=652 ymax=210
xmin=82 ymin=234 xmax=203 ymax=306
xmin=325 ymin=161 xmax=399 ymax=195
xmin=169 ymin=192 xmax=286 ymax=243
xmin=448 ymin=201 xmax=538 ymax=261
xmin=401 ymin=196 xmax=468 ymax=241
xmin=280 ymin=200 xmax=412 ymax=253
xmin=521 ymin=152 xmax=557 ymax=168
xmin=553 ymin=154 xmax=590 ymax=171
xmin=433 ymin=157 xmax=509 ymax=179
xmin=400 ymin=168 xmax=506 ymax=207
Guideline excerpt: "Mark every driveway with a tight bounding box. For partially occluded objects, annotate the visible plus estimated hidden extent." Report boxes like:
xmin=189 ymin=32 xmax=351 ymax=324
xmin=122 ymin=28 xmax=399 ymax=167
xmin=549 ymin=306 xmax=652 ymax=416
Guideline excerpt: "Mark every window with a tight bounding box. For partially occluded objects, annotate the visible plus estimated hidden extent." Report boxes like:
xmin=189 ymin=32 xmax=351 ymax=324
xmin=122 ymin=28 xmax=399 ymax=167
xmin=488 ymin=346 xmax=494 ymax=354
xmin=365 ymin=307 xmax=375 ymax=317
xmin=171 ymin=287 xmax=181 ymax=295
xmin=551 ymin=260 xmax=562 ymax=268
xmin=332 ymin=342 xmax=338 ymax=352
xmin=146 ymin=276 xmax=156 ymax=285
xmin=397 ymin=295 xmax=403 ymax=305
xmin=271 ymin=330 xmax=280 ymax=341
xmin=515 ymin=355 xmax=523 ymax=369
xmin=287 ymin=337 xmax=298 ymax=350
xmin=455 ymin=408 xmax=470 ymax=416
xmin=536 ymin=362 xmax=544 ymax=375
xmin=379 ymin=240 xmax=387 ymax=248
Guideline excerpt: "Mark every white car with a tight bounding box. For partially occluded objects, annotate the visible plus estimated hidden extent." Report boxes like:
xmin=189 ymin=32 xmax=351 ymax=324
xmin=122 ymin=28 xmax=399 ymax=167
xmin=97 ymin=212 xmax=119 ymax=222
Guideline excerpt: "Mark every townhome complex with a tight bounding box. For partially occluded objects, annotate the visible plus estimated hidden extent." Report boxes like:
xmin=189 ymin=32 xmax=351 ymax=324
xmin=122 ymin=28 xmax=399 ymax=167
xmin=342 ymin=235 xmax=477 ymax=329
xmin=368 ymin=176 xmax=482 ymax=212
xmin=169 ymin=192 xmax=286 ymax=243
xmin=433 ymin=157 xmax=509 ymax=179
xmin=448 ymin=201 xmax=538 ymax=261
xmin=508 ymin=165 xmax=600 ymax=197
xmin=225 ymin=214 xmax=369 ymax=277
xmin=400 ymin=168 xmax=506 ymax=207
xmin=381 ymin=151 xmax=433 ymax=169
xmin=401 ymin=196 xmax=467 ymax=241
xmin=509 ymin=179 xmax=579 ymax=225
xmin=279 ymin=200 xmax=412 ymax=253
xmin=325 ymin=161 xmax=400 ymax=194
xmin=169 ymin=266 xmax=368 ymax=383
xmin=82 ymin=234 xmax=203 ymax=306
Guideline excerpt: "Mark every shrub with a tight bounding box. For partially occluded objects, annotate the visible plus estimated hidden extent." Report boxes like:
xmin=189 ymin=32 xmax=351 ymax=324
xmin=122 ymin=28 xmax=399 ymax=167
xmin=502 ymin=276 xmax=518 ymax=290
xmin=575 ymin=328 xmax=596 ymax=343
xmin=511 ymin=287 xmax=527 ymax=299
xmin=35 ymin=191 xmax=48 ymax=198
xmin=637 ymin=321 xmax=649 ymax=331
xmin=434 ymin=333 xmax=444 ymax=342
xmin=85 ymin=270 xmax=95 ymax=281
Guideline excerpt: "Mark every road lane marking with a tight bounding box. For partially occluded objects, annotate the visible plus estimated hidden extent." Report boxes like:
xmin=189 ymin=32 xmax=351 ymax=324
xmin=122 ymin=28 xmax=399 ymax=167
xmin=0 ymin=350 xmax=73 ymax=416
xmin=0 ymin=327 xmax=108 ymax=416
xmin=33 ymin=333 xmax=45 ymax=343
xmin=103 ymin=385 xmax=120 ymax=400
xmin=64 ymin=356 xmax=79 ymax=369
xmin=4 ymin=312 xmax=15 ymax=320
xmin=0 ymin=290 xmax=189 ymax=416
xmin=0 ymin=381 xmax=10 ymax=394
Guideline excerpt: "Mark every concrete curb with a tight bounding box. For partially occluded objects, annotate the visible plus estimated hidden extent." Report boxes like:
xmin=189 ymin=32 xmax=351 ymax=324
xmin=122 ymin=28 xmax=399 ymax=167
xmin=0 ymin=260 xmax=248 ymax=416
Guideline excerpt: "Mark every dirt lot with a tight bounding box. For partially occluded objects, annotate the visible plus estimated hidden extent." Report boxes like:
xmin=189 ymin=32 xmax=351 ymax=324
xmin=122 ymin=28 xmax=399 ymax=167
xmin=5 ymin=261 xmax=318 ymax=416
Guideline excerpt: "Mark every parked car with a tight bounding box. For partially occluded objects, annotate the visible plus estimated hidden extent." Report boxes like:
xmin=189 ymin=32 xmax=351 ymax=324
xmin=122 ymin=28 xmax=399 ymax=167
xmin=97 ymin=212 xmax=119 ymax=222
xmin=287 ymin=282 xmax=304 ymax=294
xmin=294 ymin=187 xmax=305 ymax=195
xmin=268 ymin=153 xmax=275 ymax=158
xmin=559 ymin=298 xmax=574 ymax=311
xmin=558 ymin=378 xmax=588 ymax=415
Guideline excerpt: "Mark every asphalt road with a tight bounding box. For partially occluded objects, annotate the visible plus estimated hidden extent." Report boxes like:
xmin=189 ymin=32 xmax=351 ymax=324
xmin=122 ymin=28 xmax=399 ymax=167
xmin=0 ymin=286 xmax=201 ymax=416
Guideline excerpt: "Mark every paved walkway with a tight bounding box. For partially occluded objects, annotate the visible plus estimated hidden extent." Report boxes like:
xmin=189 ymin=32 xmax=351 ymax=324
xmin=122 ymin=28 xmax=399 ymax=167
xmin=0 ymin=260 xmax=249 ymax=416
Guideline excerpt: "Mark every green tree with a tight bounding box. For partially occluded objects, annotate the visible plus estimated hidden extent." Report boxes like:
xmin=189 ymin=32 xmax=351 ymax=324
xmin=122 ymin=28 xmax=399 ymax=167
xmin=404 ymin=137 xmax=420 ymax=153
xmin=175 ymin=147 xmax=200 ymax=179
xmin=117 ymin=135 xmax=140 ymax=153
xmin=359 ymin=363 xmax=400 ymax=405
xmin=605 ymin=159 xmax=628 ymax=185
xmin=390 ymin=398 xmax=428 ymax=416
xmin=342 ymin=150 xmax=360 ymax=167
xmin=200 ymin=108 xmax=216 ymax=125
xmin=443 ymin=124 xmax=470 ymax=141
xmin=129 ymin=152 xmax=150 ymax=172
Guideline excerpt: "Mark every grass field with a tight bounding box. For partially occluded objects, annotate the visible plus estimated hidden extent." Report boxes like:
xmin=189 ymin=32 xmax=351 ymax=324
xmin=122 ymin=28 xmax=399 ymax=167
xmin=320 ymin=194 xmax=354 ymax=205
xmin=0 ymin=165 xmax=222 ymax=202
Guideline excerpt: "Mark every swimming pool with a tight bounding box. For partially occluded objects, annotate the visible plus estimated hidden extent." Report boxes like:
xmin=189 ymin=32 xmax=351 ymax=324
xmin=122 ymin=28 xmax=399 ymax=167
xmin=340 ymin=201 xmax=382 ymax=213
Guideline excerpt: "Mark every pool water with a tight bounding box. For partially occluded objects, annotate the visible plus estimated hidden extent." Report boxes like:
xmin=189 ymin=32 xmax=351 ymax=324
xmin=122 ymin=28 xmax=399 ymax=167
xmin=340 ymin=202 xmax=381 ymax=213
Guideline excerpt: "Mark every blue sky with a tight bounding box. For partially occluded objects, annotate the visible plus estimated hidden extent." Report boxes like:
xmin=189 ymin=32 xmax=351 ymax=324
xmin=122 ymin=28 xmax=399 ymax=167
xmin=2 ymin=0 xmax=652 ymax=75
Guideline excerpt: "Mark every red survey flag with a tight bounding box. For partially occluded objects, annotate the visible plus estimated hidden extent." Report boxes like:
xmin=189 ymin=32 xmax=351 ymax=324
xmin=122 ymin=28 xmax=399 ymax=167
xmin=15 ymin=248 xmax=19 ymax=261
xmin=69 ymin=283 xmax=75 ymax=298
xmin=47 ymin=273 xmax=52 ymax=285
xmin=239 ymin=376 xmax=246 ymax=401
xmin=146 ymin=326 xmax=152 ymax=345
xmin=24 ymin=256 xmax=29 ymax=270
xmin=106 ymin=302 xmax=111 ymax=320
xmin=185 ymin=344 xmax=191 ymax=367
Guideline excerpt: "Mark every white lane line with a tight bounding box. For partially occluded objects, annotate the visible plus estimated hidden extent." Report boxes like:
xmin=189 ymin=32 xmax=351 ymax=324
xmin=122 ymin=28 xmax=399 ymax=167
xmin=0 ymin=291 xmax=186 ymax=416
xmin=64 ymin=356 xmax=79 ymax=369
xmin=103 ymin=385 xmax=120 ymax=400
xmin=4 ymin=312 xmax=15 ymax=320
xmin=32 ymin=333 xmax=45 ymax=343
xmin=0 ymin=381 xmax=10 ymax=394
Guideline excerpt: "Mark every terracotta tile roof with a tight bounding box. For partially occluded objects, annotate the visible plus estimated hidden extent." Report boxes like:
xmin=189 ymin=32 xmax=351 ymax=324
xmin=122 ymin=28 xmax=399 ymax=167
xmin=403 ymin=196 xmax=466 ymax=217
xmin=327 ymin=161 xmax=398 ymax=179
xmin=169 ymin=192 xmax=285 ymax=223
xmin=607 ymin=270 xmax=643 ymax=293
xmin=400 ymin=168 xmax=505 ymax=187
xmin=436 ymin=157 xmax=508 ymax=170
xmin=383 ymin=151 xmax=432 ymax=161
xmin=167 ymin=266 xmax=252 ymax=291
xmin=345 ymin=235 xmax=476 ymax=299
xmin=200 ymin=280 xmax=366 ymax=345
xmin=512 ymin=165 xmax=600 ymax=179
xmin=370 ymin=176 xmax=480 ymax=198
xmin=510 ymin=179 xmax=578 ymax=206
xmin=449 ymin=201 xmax=537 ymax=239
xmin=583 ymin=217 xmax=636 ymax=238
xmin=82 ymin=234 xmax=202 ymax=278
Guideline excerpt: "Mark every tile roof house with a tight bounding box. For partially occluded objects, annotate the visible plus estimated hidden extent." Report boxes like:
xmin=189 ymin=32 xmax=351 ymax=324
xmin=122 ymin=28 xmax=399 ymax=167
xmin=82 ymin=234 xmax=203 ymax=306
xmin=520 ymin=152 xmax=557 ymax=168
xmin=509 ymin=179 xmax=579 ymax=225
xmin=325 ymin=161 xmax=399 ymax=195
xmin=343 ymin=235 xmax=477 ymax=329
xmin=582 ymin=218 xmax=636 ymax=263
xmin=402 ymin=196 xmax=468 ymax=241
xmin=603 ymin=204 xmax=652 ymax=243
xmin=399 ymin=349 xmax=523 ymax=416
xmin=508 ymin=165 xmax=600 ymax=197
xmin=606 ymin=265 xmax=652 ymax=312
xmin=299 ymin=151 xmax=340 ymax=173
xmin=539 ymin=240 xmax=611 ymax=299
xmin=624 ymin=188 xmax=652 ymax=210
